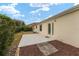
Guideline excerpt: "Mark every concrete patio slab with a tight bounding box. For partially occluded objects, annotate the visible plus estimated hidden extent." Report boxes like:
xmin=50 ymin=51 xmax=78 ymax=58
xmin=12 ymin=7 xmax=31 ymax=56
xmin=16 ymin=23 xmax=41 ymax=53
xmin=18 ymin=34 xmax=54 ymax=47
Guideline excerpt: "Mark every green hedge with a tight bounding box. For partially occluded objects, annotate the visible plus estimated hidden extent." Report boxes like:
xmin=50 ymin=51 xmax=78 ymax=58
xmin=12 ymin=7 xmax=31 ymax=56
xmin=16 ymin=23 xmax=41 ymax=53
xmin=15 ymin=26 xmax=33 ymax=33
xmin=0 ymin=14 xmax=32 ymax=55
xmin=0 ymin=24 xmax=14 ymax=55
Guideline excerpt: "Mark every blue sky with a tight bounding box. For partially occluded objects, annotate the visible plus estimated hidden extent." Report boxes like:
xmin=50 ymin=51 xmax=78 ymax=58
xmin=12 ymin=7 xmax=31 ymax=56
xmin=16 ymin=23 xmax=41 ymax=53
xmin=0 ymin=3 xmax=75 ymax=24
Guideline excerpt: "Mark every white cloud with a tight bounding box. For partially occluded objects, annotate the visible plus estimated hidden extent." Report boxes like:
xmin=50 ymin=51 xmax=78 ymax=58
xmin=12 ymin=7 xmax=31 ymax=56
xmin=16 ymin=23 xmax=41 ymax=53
xmin=9 ymin=3 xmax=18 ymax=7
xmin=0 ymin=5 xmax=20 ymax=14
xmin=38 ymin=13 xmax=41 ymax=16
xmin=41 ymin=7 xmax=49 ymax=11
xmin=29 ymin=3 xmax=61 ymax=8
xmin=30 ymin=3 xmax=55 ymax=14
xmin=0 ymin=3 xmax=24 ymax=18
xmin=30 ymin=3 xmax=53 ymax=7
xmin=74 ymin=3 xmax=79 ymax=6
xmin=13 ymin=13 xmax=24 ymax=17
xmin=30 ymin=6 xmax=50 ymax=14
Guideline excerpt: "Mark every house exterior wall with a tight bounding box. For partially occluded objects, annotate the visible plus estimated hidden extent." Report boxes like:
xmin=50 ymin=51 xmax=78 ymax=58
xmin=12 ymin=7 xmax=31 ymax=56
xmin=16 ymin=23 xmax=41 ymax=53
xmin=54 ymin=10 xmax=79 ymax=48
xmin=34 ymin=9 xmax=79 ymax=48
xmin=37 ymin=20 xmax=54 ymax=36
xmin=33 ymin=25 xmax=37 ymax=32
xmin=33 ymin=24 xmax=39 ymax=32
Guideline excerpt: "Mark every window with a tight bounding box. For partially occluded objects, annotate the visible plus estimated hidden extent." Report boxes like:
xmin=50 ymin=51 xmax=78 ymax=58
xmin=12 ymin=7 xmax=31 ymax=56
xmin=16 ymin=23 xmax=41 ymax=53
xmin=48 ymin=23 xmax=51 ymax=34
xmin=52 ymin=23 xmax=54 ymax=35
xmin=40 ymin=24 xmax=42 ymax=31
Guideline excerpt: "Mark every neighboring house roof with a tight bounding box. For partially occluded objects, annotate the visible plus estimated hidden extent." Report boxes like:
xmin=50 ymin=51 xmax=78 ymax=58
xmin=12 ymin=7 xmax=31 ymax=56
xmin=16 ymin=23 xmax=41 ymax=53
xmin=28 ymin=22 xmax=39 ymax=27
xmin=39 ymin=4 xmax=79 ymax=24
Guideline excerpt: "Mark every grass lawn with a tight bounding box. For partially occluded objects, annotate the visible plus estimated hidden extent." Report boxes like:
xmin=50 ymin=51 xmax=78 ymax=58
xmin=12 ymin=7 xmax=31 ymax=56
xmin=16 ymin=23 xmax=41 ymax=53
xmin=7 ymin=31 xmax=33 ymax=56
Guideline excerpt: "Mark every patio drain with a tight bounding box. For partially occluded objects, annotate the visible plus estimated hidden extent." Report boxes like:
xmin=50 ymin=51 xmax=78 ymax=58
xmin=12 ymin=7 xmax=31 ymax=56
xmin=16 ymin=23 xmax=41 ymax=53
xmin=45 ymin=36 xmax=50 ymax=38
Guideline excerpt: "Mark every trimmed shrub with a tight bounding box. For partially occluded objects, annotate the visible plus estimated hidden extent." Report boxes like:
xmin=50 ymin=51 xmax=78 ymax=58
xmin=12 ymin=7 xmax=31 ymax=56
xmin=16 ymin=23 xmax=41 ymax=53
xmin=23 ymin=25 xmax=33 ymax=31
xmin=0 ymin=24 xmax=14 ymax=55
xmin=0 ymin=14 xmax=16 ymax=55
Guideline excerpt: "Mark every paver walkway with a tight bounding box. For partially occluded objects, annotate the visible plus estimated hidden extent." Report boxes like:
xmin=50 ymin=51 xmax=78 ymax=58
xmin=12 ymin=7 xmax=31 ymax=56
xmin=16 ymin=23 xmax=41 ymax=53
xmin=19 ymin=40 xmax=79 ymax=56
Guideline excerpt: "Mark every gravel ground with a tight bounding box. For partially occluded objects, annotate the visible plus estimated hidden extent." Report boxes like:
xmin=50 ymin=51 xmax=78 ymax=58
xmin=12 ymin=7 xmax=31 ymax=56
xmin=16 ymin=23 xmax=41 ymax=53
xmin=8 ymin=32 xmax=33 ymax=56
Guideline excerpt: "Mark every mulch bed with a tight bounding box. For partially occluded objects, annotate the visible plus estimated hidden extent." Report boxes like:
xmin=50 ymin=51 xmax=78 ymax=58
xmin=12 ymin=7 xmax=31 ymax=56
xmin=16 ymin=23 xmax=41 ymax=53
xmin=19 ymin=40 xmax=79 ymax=56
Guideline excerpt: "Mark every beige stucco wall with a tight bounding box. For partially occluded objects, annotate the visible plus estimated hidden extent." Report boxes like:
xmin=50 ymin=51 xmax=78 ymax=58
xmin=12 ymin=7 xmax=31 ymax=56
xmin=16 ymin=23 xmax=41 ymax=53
xmin=37 ymin=20 xmax=54 ymax=36
xmin=33 ymin=25 xmax=37 ymax=32
xmin=34 ymin=10 xmax=79 ymax=48
xmin=54 ymin=10 xmax=79 ymax=48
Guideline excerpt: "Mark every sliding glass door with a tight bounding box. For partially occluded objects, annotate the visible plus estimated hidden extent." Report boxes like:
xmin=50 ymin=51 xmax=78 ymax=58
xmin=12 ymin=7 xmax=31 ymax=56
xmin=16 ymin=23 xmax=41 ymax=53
xmin=48 ymin=23 xmax=54 ymax=35
xmin=48 ymin=23 xmax=51 ymax=34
